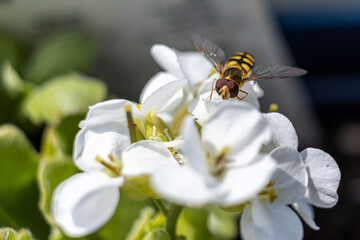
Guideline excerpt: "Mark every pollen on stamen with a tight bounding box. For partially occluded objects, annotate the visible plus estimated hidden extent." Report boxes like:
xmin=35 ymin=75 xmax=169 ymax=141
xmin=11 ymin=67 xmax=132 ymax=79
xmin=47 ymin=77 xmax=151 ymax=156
xmin=96 ymin=155 xmax=122 ymax=176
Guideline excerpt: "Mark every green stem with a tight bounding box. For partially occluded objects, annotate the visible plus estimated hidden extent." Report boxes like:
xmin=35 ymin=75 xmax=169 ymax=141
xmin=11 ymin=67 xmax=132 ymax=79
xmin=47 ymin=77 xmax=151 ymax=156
xmin=165 ymin=204 xmax=183 ymax=239
xmin=125 ymin=104 xmax=137 ymax=143
xmin=153 ymin=198 xmax=168 ymax=215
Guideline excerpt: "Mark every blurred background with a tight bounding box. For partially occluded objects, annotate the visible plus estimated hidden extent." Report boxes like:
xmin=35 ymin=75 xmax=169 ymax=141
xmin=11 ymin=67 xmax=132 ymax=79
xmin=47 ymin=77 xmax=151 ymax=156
xmin=0 ymin=0 xmax=359 ymax=239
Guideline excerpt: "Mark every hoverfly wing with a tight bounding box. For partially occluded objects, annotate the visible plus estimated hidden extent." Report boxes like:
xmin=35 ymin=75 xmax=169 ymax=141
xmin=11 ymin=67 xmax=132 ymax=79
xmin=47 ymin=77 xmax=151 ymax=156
xmin=245 ymin=65 xmax=307 ymax=81
xmin=189 ymin=33 xmax=225 ymax=73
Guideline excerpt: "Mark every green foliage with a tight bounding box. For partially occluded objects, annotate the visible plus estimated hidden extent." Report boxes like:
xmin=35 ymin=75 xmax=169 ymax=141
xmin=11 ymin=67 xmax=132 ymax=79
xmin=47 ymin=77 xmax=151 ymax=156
xmin=176 ymin=208 xmax=213 ymax=240
xmin=125 ymin=207 xmax=166 ymax=240
xmin=25 ymin=32 xmax=96 ymax=84
xmin=23 ymin=73 xmax=106 ymax=125
xmin=0 ymin=228 xmax=16 ymax=240
xmin=0 ymin=125 xmax=49 ymax=239
xmin=38 ymin=155 xmax=80 ymax=225
xmin=0 ymin=30 xmax=26 ymax=69
xmin=0 ymin=227 xmax=35 ymax=240
xmin=208 ymin=205 xmax=239 ymax=239
xmin=1 ymin=61 xmax=25 ymax=97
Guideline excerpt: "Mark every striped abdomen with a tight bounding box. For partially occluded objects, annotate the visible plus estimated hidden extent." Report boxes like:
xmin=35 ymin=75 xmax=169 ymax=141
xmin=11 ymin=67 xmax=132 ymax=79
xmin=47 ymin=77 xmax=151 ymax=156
xmin=225 ymin=52 xmax=255 ymax=76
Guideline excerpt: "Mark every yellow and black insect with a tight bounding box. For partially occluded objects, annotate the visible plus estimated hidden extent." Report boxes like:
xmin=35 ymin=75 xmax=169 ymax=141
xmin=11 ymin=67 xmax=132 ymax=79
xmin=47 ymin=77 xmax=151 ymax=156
xmin=190 ymin=34 xmax=307 ymax=100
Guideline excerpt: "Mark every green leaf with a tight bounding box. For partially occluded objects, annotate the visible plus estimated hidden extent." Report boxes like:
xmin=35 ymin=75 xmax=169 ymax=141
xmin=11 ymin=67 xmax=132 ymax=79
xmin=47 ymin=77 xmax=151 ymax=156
xmin=1 ymin=61 xmax=24 ymax=97
xmin=38 ymin=154 xmax=80 ymax=225
xmin=53 ymin=114 xmax=84 ymax=155
xmin=0 ymin=125 xmax=49 ymax=239
xmin=25 ymin=32 xmax=95 ymax=84
xmin=23 ymin=73 xmax=106 ymax=125
xmin=176 ymin=208 xmax=213 ymax=240
xmin=40 ymin=114 xmax=84 ymax=157
xmin=0 ymin=228 xmax=16 ymax=240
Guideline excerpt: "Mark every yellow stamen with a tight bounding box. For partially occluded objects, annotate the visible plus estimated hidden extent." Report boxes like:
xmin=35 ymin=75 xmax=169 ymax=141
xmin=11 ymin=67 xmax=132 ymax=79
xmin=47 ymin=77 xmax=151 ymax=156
xmin=96 ymin=156 xmax=122 ymax=176
xmin=269 ymin=103 xmax=278 ymax=112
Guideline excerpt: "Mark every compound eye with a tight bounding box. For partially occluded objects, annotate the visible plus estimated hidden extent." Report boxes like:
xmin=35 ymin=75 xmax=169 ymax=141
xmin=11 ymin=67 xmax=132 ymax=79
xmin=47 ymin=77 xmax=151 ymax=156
xmin=215 ymin=78 xmax=228 ymax=93
xmin=227 ymin=80 xmax=239 ymax=98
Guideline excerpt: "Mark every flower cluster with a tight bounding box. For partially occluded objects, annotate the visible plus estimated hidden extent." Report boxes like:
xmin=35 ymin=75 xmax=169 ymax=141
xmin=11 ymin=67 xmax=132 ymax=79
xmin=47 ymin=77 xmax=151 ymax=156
xmin=51 ymin=43 xmax=340 ymax=239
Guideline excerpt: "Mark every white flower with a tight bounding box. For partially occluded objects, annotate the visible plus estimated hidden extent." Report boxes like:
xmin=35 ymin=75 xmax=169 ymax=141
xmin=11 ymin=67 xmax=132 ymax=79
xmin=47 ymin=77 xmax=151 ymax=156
xmin=264 ymin=112 xmax=341 ymax=230
xmin=74 ymin=75 xmax=187 ymax=172
xmin=52 ymin=80 xmax=185 ymax=236
xmin=240 ymin=146 xmax=308 ymax=240
xmin=152 ymin=103 xmax=275 ymax=207
xmin=140 ymin=44 xmax=213 ymax=117
xmin=52 ymin=171 xmax=124 ymax=237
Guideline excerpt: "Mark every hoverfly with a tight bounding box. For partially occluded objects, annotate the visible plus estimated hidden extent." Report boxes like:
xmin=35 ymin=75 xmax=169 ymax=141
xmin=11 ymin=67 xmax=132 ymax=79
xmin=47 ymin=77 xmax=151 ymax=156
xmin=190 ymin=34 xmax=307 ymax=100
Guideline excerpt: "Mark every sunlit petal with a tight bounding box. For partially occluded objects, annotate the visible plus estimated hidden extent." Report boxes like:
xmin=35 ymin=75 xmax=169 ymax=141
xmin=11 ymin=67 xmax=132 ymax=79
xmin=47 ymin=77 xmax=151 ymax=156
xmin=270 ymin=147 xmax=307 ymax=204
xmin=181 ymin=117 xmax=208 ymax=176
xmin=139 ymin=72 xmax=184 ymax=113
xmin=218 ymin=155 xmax=276 ymax=206
xmin=151 ymin=44 xmax=184 ymax=79
xmin=264 ymin=112 xmax=298 ymax=149
xmin=79 ymin=99 xmax=139 ymax=129
xmin=301 ymin=148 xmax=340 ymax=208
xmin=152 ymin=166 xmax=224 ymax=206
xmin=241 ymin=199 xmax=303 ymax=240
xmin=52 ymin=172 xmax=123 ymax=237
xmin=292 ymin=199 xmax=319 ymax=230
xmin=74 ymin=122 xmax=130 ymax=172
xmin=122 ymin=140 xmax=177 ymax=176
xmin=202 ymin=103 xmax=271 ymax=165
xmin=177 ymin=51 xmax=213 ymax=85
xmin=140 ymin=79 xmax=187 ymax=117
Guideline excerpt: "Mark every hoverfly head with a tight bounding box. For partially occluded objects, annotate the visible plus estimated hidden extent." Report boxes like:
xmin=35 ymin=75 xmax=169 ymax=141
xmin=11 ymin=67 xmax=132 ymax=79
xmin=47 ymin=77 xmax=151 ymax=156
xmin=215 ymin=78 xmax=239 ymax=99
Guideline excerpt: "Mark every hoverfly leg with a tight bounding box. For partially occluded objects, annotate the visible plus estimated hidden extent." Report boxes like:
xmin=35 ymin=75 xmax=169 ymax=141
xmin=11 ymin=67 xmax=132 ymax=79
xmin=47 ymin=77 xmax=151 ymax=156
xmin=236 ymin=89 xmax=248 ymax=101
xmin=209 ymin=77 xmax=217 ymax=100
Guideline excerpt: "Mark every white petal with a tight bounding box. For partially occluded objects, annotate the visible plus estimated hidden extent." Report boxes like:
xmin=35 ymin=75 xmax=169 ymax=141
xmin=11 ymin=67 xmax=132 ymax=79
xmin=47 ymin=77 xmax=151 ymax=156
xmin=241 ymin=200 xmax=303 ymax=240
xmin=177 ymin=51 xmax=213 ymax=85
xmin=157 ymin=112 xmax=174 ymax=126
xmin=264 ymin=112 xmax=298 ymax=149
xmin=181 ymin=116 xmax=209 ymax=176
xmin=150 ymin=44 xmax=184 ymax=79
xmin=292 ymin=199 xmax=319 ymax=230
xmin=270 ymin=147 xmax=307 ymax=204
xmin=197 ymin=73 xmax=220 ymax=95
xmin=151 ymin=165 xmax=224 ymax=206
xmin=122 ymin=140 xmax=177 ymax=176
xmin=251 ymin=81 xmax=264 ymax=98
xmin=202 ymin=103 xmax=271 ymax=165
xmin=140 ymin=72 xmax=184 ymax=113
xmin=79 ymin=99 xmax=139 ymax=128
xmin=74 ymin=122 xmax=130 ymax=172
xmin=301 ymin=148 xmax=340 ymax=208
xmin=140 ymin=72 xmax=178 ymax=103
xmin=240 ymin=82 xmax=260 ymax=109
xmin=188 ymin=96 xmax=209 ymax=126
xmin=52 ymin=172 xmax=123 ymax=237
xmin=218 ymin=155 xmax=276 ymax=207
xmin=140 ymin=79 xmax=187 ymax=117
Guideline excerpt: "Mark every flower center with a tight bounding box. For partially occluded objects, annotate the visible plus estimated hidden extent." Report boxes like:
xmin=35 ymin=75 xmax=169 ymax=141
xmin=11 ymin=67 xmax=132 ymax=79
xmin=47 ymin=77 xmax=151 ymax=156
xmin=258 ymin=180 xmax=277 ymax=203
xmin=208 ymin=146 xmax=230 ymax=177
xmin=96 ymin=153 xmax=123 ymax=177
